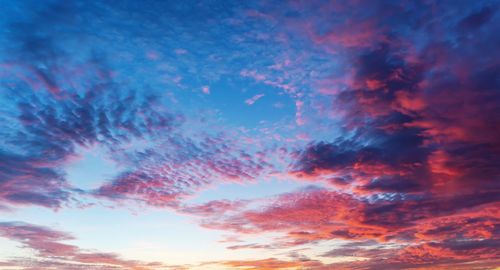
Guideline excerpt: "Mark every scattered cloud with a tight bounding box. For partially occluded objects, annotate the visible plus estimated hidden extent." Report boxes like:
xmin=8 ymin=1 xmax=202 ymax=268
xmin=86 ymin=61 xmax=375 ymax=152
xmin=245 ymin=94 xmax=265 ymax=105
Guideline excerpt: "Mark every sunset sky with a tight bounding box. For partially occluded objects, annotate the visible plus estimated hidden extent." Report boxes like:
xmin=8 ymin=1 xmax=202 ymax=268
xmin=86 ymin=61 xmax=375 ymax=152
xmin=0 ymin=0 xmax=499 ymax=269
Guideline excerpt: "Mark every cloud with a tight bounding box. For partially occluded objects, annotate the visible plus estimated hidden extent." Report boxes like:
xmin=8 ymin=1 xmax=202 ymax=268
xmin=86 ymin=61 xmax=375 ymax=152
xmin=0 ymin=151 xmax=69 ymax=208
xmin=0 ymin=1 xmax=181 ymax=210
xmin=245 ymin=94 xmax=265 ymax=105
xmin=322 ymin=239 xmax=500 ymax=270
xmin=226 ymin=243 xmax=273 ymax=250
xmin=458 ymin=6 xmax=497 ymax=32
xmin=1 ymin=65 xmax=177 ymax=209
xmin=1 ymin=1 xmax=499 ymax=269
xmin=94 ymin=134 xmax=273 ymax=207
xmin=180 ymin=199 xmax=247 ymax=217
xmin=0 ymin=221 xmax=168 ymax=270
xmin=201 ymin=86 xmax=210 ymax=94
xmin=196 ymin=187 xmax=498 ymax=268
xmin=220 ymin=257 xmax=323 ymax=270
xmin=1 ymin=0 xmax=285 ymax=211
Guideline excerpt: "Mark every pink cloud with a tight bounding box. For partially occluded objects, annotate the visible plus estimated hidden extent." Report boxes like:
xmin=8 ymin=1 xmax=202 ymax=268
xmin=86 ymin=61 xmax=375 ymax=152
xmin=295 ymin=100 xmax=305 ymax=125
xmin=202 ymin=86 xmax=210 ymax=94
xmin=0 ymin=221 xmax=168 ymax=270
xmin=240 ymin=69 xmax=266 ymax=81
xmin=245 ymin=94 xmax=265 ymax=105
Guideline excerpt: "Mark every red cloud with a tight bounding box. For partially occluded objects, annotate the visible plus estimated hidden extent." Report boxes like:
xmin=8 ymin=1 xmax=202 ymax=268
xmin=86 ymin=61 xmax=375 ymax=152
xmin=195 ymin=186 xmax=498 ymax=268
xmin=221 ymin=257 xmax=323 ymax=270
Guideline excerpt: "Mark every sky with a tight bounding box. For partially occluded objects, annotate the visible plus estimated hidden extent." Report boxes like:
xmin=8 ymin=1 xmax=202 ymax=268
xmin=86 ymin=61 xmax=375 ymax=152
xmin=0 ymin=0 xmax=499 ymax=269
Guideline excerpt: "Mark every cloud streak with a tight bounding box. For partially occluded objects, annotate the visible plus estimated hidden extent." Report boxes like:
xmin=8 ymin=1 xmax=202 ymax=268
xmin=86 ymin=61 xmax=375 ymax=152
xmin=0 ymin=221 xmax=170 ymax=270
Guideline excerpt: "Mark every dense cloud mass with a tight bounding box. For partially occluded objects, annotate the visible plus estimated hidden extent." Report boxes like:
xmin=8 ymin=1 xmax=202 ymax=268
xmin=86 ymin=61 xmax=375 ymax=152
xmin=0 ymin=0 xmax=499 ymax=269
xmin=190 ymin=1 xmax=500 ymax=269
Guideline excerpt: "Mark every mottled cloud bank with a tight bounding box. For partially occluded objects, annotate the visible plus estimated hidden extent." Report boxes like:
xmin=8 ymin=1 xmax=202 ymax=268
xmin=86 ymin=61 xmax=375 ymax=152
xmin=94 ymin=134 xmax=272 ymax=207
